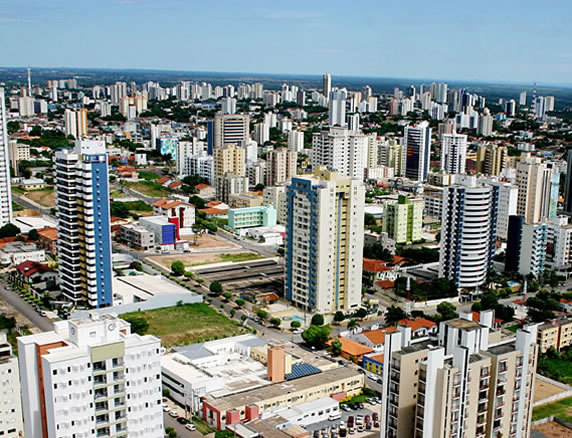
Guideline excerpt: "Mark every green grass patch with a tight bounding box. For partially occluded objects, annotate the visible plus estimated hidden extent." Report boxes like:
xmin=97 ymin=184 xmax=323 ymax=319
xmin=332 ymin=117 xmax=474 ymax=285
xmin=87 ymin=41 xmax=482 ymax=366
xmin=11 ymin=186 xmax=26 ymax=195
xmin=138 ymin=170 xmax=158 ymax=181
xmin=121 ymin=302 xmax=248 ymax=347
xmin=219 ymin=253 xmax=263 ymax=263
xmin=538 ymin=356 xmax=572 ymax=385
xmin=532 ymin=396 xmax=572 ymax=422
xmin=12 ymin=201 xmax=24 ymax=211
xmin=192 ymin=416 xmax=215 ymax=435
xmin=124 ymin=181 xmax=171 ymax=197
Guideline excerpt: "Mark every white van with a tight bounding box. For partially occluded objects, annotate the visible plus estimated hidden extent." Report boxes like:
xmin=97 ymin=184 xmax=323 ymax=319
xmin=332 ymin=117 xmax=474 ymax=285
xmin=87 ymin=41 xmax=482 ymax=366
xmin=328 ymin=412 xmax=342 ymax=421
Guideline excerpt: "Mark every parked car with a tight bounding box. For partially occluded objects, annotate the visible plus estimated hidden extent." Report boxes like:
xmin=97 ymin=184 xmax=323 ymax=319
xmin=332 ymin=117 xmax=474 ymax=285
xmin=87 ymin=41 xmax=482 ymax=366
xmin=162 ymin=405 xmax=170 ymax=412
xmin=357 ymin=402 xmax=364 ymax=410
xmin=357 ymin=425 xmax=364 ymax=433
xmin=313 ymin=431 xmax=320 ymax=438
xmin=339 ymin=429 xmax=347 ymax=438
xmin=374 ymin=421 xmax=380 ymax=428
xmin=348 ymin=427 xmax=355 ymax=435
xmin=169 ymin=410 xmax=178 ymax=417
xmin=372 ymin=413 xmax=379 ymax=422
xmin=347 ymin=416 xmax=354 ymax=427
xmin=186 ymin=424 xmax=196 ymax=431
xmin=365 ymin=422 xmax=372 ymax=430
xmin=341 ymin=404 xmax=351 ymax=412
xmin=177 ymin=417 xmax=188 ymax=425
xmin=364 ymin=415 xmax=371 ymax=423
xmin=339 ymin=421 xmax=345 ymax=429
xmin=355 ymin=415 xmax=364 ymax=425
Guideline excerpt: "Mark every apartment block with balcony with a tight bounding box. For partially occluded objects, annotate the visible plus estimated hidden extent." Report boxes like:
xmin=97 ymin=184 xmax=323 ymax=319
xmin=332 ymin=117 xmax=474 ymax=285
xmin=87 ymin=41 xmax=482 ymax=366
xmin=18 ymin=314 xmax=164 ymax=438
xmin=0 ymin=332 xmax=24 ymax=438
xmin=55 ymin=140 xmax=113 ymax=308
xmin=537 ymin=318 xmax=572 ymax=353
xmin=506 ymin=216 xmax=548 ymax=278
xmin=380 ymin=312 xmax=538 ymax=438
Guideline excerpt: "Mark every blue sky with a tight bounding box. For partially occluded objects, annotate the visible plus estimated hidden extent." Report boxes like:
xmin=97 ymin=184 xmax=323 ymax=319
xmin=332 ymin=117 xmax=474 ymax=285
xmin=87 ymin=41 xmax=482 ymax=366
xmin=1 ymin=0 xmax=571 ymax=85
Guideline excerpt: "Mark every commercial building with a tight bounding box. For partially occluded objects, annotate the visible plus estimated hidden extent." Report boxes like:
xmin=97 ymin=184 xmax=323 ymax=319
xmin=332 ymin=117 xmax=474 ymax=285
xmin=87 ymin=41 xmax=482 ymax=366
xmin=119 ymin=223 xmax=155 ymax=250
xmin=202 ymin=365 xmax=363 ymax=430
xmin=505 ymin=216 xmax=548 ymax=278
xmin=0 ymin=241 xmax=46 ymax=265
xmin=380 ymin=316 xmax=538 ymax=438
xmin=0 ymin=332 xmax=24 ymax=438
xmin=536 ymin=318 xmax=572 ymax=353
xmin=266 ymin=147 xmax=297 ymax=186
xmin=403 ymin=122 xmax=431 ymax=182
xmin=311 ymin=127 xmax=368 ymax=180
xmin=441 ymin=133 xmax=467 ymax=174
xmin=139 ymin=216 xmax=187 ymax=250
xmin=152 ymin=198 xmax=195 ymax=233
xmin=228 ymin=206 xmax=277 ymax=232
xmin=382 ymin=195 xmax=424 ymax=244
xmin=439 ymin=176 xmax=498 ymax=288
xmin=0 ymin=88 xmax=13 ymax=227
xmin=55 ymin=140 xmax=113 ymax=308
xmin=516 ymin=157 xmax=559 ymax=224
xmin=213 ymin=113 xmax=250 ymax=150
xmin=214 ymin=144 xmax=246 ymax=178
xmin=285 ymin=168 xmax=365 ymax=313
xmin=18 ymin=314 xmax=164 ymax=438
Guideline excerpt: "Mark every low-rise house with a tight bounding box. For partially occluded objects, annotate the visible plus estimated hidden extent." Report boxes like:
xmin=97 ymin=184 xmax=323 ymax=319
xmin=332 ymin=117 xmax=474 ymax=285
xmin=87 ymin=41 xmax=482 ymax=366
xmin=19 ymin=177 xmax=46 ymax=190
xmin=152 ymin=198 xmax=196 ymax=232
xmin=11 ymin=260 xmax=57 ymax=293
xmin=398 ymin=317 xmax=438 ymax=338
xmin=362 ymin=258 xmax=398 ymax=286
xmin=195 ymin=184 xmax=215 ymax=200
xmin=115 ymin=165 xmax=138 ymax=179
xmin=537 ymin=318 xmax=572 ymax=353
xmin=325 ymin=337 xmax=373 ymax=363
xmin=37 ymin=227 xmax=57 ymax=255
xmin=0 ymin=242 xmax=46 ymax=266
xmin=362 ymin=353 xmax=384 ymax=376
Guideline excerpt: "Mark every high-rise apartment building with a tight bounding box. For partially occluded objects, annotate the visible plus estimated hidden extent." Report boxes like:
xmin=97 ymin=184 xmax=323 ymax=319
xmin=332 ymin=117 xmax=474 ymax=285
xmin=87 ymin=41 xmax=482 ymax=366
xmin=64 ymin=108 xmax=88 ymax=139
xmin=0 ymin=332 xmax=24 ymax=438
xmin=506 ymin=216 xmax=548 ymax=278
xmin=8 ymin=140 xmax=30 ymax=176
xmin=403 ymin=122 xmax=431 ymax=182
xmin=285 ymin=168 xmax=364 ymax=314
xmin=221 ymin=97 xmax=237 ymax=115
xmin=288 ymin=130 xmax=304 ymax=152
xmin=564 ymin=149 xmax=572 ymax=213
xmin=323 ymin=73 xmax=331 ymax=100
xmin=476 ymin=144 xmax=507 ymax=176
xmin=383 ymin=195 xmax=424 ymax=244
xmin=328 ymin=89 xmax=347 ymax=127
xmin=480 ymin=179 xmax=518 ymax=240
xmin=519 ymin=91 xmax=527 ymax=106
xmin=311 ymin=127 xmax=368 ymax=180
xmin=439 ymin=176 xmax=498 ymax=288
xmin=516 ymin=158 xmax=559 ymax=224
xmin=266 ymin=147 xmax=297 ymax=186
xmin=441 ymin=133 xmax=467 ymax=174
xmin=55 ymin=140 xmax=113 ymax=308
xmin=380 ymin=316 xmax=538 ymax=438
xmin=0 ymin=88 xmax=13 ymax=227
xmin=379 ymin=139 xmax=404 ymax=176
xmin=18 ymin=314 xmax=164 ymax=438
xmin=477 ymin=109 xmax=494 ymax=136
xmin=213 ymin=113 xmax=249 ymax=150
xmin=214 ymin=144 xmax=246 ymax=178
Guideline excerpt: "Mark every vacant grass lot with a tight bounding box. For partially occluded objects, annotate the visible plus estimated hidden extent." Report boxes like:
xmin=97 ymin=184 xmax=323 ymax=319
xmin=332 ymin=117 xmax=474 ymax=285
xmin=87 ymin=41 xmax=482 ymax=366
xmin=124 ymin=181 xmax=171 ymax=197
xmin=121 ymin=303 xmax=248 ymax=347
xmin=538 ymin=350 xmax=572 ymax=385
xmin=532 ymin=397 xmax=572 ymax=422
xmin=219 ymin=253 xmax=263 ymax=263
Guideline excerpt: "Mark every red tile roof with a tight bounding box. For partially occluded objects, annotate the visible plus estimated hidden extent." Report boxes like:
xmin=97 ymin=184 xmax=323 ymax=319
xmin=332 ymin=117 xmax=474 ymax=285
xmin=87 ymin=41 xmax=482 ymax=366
xmin=398 ymin=317 xmax=437 ymax=332
xmin=363 ymin=258 xmax=392 ymax=272
xmin=200 ymin=208 xmax=228 ymax=216
xmin=392 ymin=255 xmax=407 ymax=265
xmin=14 ymin=260 xmax=53 ymax=277
xmin=37 ymin=227 xmax=58 ymax=240
xmin=362 ymin=326 xmax=397 ymax=345
xmin=472 ymin=312 xmax=503 ymax=324
xmin=156 ymin=176 xmax=171 ymax=184
xmin=206 ymin=200 xmax=223 ymax=207
xmin=169 ymin=181 xmax=182 ymax=189
xmin=375 ymin=280 xmax=395 ymax=289
xmin=195 ymin=184 xmax=211 ymax=190
xmin=366 ymin=353 xmax=385 ymax=364
xmin=326 ymin=337 xmax=374 ymax=357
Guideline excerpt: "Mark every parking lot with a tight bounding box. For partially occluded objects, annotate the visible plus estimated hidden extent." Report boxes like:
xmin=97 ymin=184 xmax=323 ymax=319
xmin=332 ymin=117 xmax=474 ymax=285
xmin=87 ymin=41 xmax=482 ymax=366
xmin=305 ymin=402 xmax=381 ymax=438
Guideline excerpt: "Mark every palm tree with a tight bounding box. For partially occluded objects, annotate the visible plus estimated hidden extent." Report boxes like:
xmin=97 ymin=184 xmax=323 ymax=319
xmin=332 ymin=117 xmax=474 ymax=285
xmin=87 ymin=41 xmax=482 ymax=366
xmin=347 ymin=319 xmax=360 ymax=331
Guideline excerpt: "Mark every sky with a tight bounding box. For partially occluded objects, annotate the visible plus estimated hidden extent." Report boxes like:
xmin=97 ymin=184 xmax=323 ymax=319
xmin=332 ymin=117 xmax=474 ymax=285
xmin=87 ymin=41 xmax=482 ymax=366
xmin=1 ymin=0 xmax=571 ymax=85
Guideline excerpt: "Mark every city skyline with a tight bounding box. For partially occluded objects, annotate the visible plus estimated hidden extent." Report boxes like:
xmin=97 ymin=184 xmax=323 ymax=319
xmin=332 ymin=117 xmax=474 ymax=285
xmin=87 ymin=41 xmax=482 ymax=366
xmin=0 ymin=1 xmax=571 ymax=85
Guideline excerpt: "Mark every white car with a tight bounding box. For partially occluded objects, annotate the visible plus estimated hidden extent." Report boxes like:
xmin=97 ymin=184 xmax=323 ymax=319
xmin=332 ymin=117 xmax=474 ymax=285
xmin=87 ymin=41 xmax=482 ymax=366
xmin=186 ymin=424 xmax=196 ymax=431
xmin=163 ymin=405 xmax=170 ymax=412
xmin=169 ymin=410 xmax=178 ymax=417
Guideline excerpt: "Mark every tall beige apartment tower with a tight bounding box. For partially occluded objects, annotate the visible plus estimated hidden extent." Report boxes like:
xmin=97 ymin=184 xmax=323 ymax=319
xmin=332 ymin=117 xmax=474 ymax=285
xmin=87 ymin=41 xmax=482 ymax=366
xmin=476 ymin=144 xmax=508 ymax=176
xmin=266 ymin=147 xmax=297 ymax=186
xmin=213 ymin=113 xmax=249 ymax=150
xmin=380 ymin=312 xmax=538 ymax=438
xmin=515 ymin=157 xmax=559 ymax=223
xmin=214 ymin=144 xmax=246 ymax=178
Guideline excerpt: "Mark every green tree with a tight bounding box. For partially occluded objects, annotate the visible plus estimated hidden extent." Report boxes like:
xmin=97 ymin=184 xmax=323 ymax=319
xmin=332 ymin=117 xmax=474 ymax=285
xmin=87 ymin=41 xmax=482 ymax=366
xmin=331 ymin=338 xmax=343 ymax=356
xmin=7 ymin=121 xmax=20 ymax=135
xmin=163 ymin=388 xmax=170 ymax=398
xmin=347 ymin=319 xmax=360 ymax=330
xmin=385 ymin=305 xmax=407 ymax=326
xmin=27 ymin=229 xmax=40 ymax=241
xmin=481 ymin=293 xmax=499 ymax=310
xmin=241 ymin=314 xmax=248 ymax=321
xmin=0 ymin=223 xmax=20 ymax=238
xmin=364 ymin=213 xmax=377 ymax=227
xmin=270 ymin=317 xmax=281 ymax=328
xmin=122 ymin=315 xmax=149 ymax=335
xmin=311 ymin=314 xmax=325 ymax=326
xmin=210 ymin=281 xmax=223 ymax=294
xmin=436 ymin=302 xmax=458 ymax=321
xmin=235 ymin=299 xmax=245 ymax=307
xmin=257 ymin=309 xmax=268 ymax=320
xmin=290 ymin=320 xmax=301 ymax=329
xmin=171 ymin=261 xmax=185 ymax=276
xmin=333 ymin=311 xmax=346 ymax=323
xmin=301 ymin=324 xmax=331 ymax=349
xmin=356 ymin=308 xmax=368 ymax=320
xmin=222 ymin=292 xmax=232 ymax=300
xmin=230 ymin=309 xmax=236 ymax=317
xmin=129 ymin=261 xmax=143 ymax=272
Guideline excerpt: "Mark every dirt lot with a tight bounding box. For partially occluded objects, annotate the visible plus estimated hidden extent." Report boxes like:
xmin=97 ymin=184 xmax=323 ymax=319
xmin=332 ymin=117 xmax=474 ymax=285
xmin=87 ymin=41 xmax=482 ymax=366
xmin=24 ymin=190 xmax=56 ymax=207
xmin=534 ymin=379 xmax=568 ymax=403
xmin=181 ymin=233 xmax=238 ymax=249
xmin=532 ymin=421 xmax=572 ymax=437
xmin=0 ymin=296 xmax=39 ymax=333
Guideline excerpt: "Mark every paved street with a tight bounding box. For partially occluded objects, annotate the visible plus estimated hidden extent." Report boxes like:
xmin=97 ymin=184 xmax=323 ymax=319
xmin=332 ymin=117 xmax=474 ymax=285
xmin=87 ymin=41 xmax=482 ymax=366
xmin=0 ymin=281 xmax=54 ymax=332
xmin=164 ymin=412 xmax=202 ymax=438
xmin=305 ymin=402 xmax=380 ymax=436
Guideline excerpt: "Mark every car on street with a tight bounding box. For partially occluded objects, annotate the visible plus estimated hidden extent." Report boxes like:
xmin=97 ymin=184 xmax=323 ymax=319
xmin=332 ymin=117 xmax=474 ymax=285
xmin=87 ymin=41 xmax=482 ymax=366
xmin=169 ymin=410 xmax=178 ymax=417
xmin=163 ymin=405 xmax=170 ymax=412
xmin=341 ymin=404 xmax=351 ymax=412
xmin=357 ymin=425 xmax=364 ymax=433
xmin=185 ymin=424 xmax=196 ymax=431
xmin=177 ymin=417 xmax=188 ymax=425
xmin=339 ymin=429 xmax=347 ymax=438
xmin=372 ymin=413 xmax=379 ymax=422
xmin=374 ymin=421 xmax=380 ymax=428
xmin=365 ymin=422 xmax=371 ymax=430
xmin=357 ymin=402 xmax=364 ymax=410
xmin=348 ymin=427 xmax=355 ymax=435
